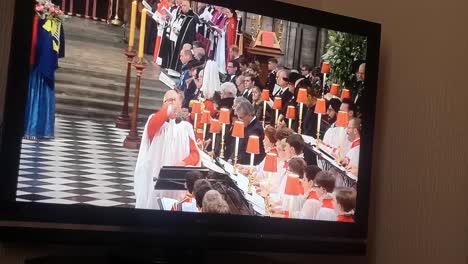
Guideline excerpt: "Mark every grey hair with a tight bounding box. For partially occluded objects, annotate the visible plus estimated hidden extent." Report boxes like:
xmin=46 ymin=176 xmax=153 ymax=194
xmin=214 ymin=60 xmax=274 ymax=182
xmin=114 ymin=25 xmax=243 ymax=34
xmin=220 ymin=82 xmax=237 ymax=98
xmin=235 ymin=101 xmax=255 ymax=116
xmin=193 ymin=47 xmax=205 ymax=60
xmin=202 ymin=190 xmax=229 ymax=214
xmin=233 ymin=96 xmax=249 ymax=105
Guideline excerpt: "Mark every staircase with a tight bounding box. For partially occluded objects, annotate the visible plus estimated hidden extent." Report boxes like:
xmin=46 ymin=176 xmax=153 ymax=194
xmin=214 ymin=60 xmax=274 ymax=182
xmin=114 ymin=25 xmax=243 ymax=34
xmin=53 ymin=16 xmax=169 ymax=122
xmin=55 ymin=66 xmax=167 ymax=122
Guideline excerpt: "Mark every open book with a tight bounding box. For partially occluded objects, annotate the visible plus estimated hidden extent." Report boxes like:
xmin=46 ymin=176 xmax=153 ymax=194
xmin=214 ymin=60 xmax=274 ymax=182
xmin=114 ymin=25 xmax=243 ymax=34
xmin=162 ymin=6 xmax=173 ymax=21
xmin=157 ymin=197 xmax=178 ymax=211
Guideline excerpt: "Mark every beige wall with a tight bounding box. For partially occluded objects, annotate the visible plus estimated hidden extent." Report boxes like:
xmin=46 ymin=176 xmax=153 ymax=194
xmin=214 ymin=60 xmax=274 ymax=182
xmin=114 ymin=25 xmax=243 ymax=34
xmin=1 ymin=0 xmax=467 ymax=263
xmin=0 ymin=0 xmax=14 ymax=126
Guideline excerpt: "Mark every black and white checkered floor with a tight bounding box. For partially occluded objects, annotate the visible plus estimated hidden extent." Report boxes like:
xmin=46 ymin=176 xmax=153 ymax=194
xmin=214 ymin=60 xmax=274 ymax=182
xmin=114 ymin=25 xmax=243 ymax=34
xmin=16 ymin=115 xmax=140 ymax=208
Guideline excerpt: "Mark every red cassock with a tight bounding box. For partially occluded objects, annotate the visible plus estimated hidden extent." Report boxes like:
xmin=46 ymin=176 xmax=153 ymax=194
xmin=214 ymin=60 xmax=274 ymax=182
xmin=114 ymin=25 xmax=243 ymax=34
xmin=153 ymin=0 xmax=171 ymax=63
xmin=337 ymin=214 xmax=355 ymax=223
xmin=225 ymin=17 xmax=237 ymax=62
xmin=321 ymin=198 xmax=335 ymax=209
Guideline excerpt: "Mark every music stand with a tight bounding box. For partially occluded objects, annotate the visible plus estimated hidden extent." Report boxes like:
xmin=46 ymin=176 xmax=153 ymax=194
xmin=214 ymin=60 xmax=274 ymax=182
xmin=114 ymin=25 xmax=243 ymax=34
xmin=155 ymin=166 xmax=210 ymax=190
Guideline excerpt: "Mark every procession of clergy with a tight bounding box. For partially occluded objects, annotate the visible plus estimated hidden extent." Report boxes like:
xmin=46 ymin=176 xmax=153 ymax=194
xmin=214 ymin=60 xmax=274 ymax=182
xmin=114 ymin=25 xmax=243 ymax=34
xmin=134 ymin=0 xmax=365 ymax=222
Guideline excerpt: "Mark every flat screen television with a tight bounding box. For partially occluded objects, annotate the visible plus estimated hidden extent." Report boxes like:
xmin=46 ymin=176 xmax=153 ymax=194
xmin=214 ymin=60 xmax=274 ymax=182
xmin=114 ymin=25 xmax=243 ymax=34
xmin=0 ymin=0 xmax=380 ymax=256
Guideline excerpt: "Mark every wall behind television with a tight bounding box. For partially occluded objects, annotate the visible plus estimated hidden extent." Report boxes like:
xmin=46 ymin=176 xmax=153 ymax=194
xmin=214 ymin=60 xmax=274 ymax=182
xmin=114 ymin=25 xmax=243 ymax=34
xmin=1 ymin=0 xmax=467 ymax=263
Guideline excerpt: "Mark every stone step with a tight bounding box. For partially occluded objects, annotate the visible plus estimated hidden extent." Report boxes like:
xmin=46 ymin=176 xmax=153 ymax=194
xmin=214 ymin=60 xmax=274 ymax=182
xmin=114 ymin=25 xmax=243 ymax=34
xmin=55 ymin=74 xmax=167 ymax=99
xmin=57 ymin=55 xmax=161 ymax=82
xmin=55 ymin=83 xmax=163 ymax=109
xmin=55 ymin=93 xmax=156 ymax=120
xmin=55 ymin=103 xmax=148 ymax=125
xmin=56 ymin=66 xmax=163 ymax=88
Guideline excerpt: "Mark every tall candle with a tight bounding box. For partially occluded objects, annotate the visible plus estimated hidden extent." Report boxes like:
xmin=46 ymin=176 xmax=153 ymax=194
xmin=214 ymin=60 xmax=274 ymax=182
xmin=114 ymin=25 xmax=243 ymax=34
xmin=234 ymin=137 xmax=240 ymax=159
xmin=262 ymin=101 xmax=267 ymax=127
xmin=275 ymin=109 xmax=279 ymax=125
xmin=316 ymin=114 xmax=322 ymax=137
xmin=138 ymin=8 xmax=147 ymax=59
xmin=128 ymin=1 xmax=137 ymax=49
xmin=212 ymin=133 xmax=216 ymax=152
xmin=298 ymin=102 xmax=304 ymax=134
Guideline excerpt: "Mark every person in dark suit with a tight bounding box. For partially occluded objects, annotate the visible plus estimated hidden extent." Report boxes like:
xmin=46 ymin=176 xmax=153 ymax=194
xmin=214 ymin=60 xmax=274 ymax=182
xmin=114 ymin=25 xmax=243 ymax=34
xmin=271 ymin=69 xmax=290 ymax=99
xmin=223 ymin=60 xmax=241 ymax=84
xmin=231 ymin=101 xmax=266 ymax=165
xmin=241 ymin=73 xmax=255 ymax=103
xmin=266 ymin=58 xmax=279 ymax=94
xmin=281 ymin=71 xmax=303 ymax=114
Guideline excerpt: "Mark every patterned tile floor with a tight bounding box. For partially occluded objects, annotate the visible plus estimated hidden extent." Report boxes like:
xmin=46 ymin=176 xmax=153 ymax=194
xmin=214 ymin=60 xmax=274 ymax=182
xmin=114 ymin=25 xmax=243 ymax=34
xmin=16 ymin=115 xmax=140 ymax=208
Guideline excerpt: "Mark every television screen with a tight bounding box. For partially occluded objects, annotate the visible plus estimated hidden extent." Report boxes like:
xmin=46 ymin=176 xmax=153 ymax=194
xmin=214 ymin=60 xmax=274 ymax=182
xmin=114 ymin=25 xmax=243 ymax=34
xmin=1 ymin=0 xmax=380 ymax=254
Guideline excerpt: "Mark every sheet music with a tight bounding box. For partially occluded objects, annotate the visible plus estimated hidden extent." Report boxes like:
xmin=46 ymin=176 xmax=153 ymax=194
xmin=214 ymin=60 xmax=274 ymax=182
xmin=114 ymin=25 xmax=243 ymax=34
xmin=167 ymin=69 xmax=181 ymax=78
xmin=159 ymin=197 xmax=178 ymax=211
xmin=162 ymin=7 xmax=173 ymax=21
xmin=216 ymin=159 xmax=266 ymax=214
xmin=200 ymin=151 xmax=225 ymax=174
xmin=142 ymin=0 xmax=153 ymax=11
xmin=301 ymin=135 xmax=358 ymax=181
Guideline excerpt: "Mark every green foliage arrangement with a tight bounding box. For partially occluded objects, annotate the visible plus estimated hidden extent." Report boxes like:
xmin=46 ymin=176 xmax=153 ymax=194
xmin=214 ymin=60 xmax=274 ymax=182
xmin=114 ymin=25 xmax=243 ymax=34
xmin=322 ymin=31 xmax=367 ymax=87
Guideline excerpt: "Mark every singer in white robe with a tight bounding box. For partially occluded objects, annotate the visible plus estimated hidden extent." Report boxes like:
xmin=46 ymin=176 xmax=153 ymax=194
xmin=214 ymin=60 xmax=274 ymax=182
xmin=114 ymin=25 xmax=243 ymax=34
xmin=134 ymin=90 xmax=200 ymax=209
xmin=341 ymin=118 xmax=361 ymax=177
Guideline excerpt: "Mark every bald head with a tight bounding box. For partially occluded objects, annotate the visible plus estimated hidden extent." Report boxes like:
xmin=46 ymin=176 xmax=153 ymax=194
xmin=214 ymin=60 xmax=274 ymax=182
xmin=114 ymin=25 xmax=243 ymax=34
xmin=181 ymin=0 xmax=190 ymax=13
xmin=346 ymin=117 xmax=361 ymax=142
xmin=276 ymin=69 xmax=289 ymax=88
xmin=164 ymin=90 xmax=184 ymax=115
xmin=357 ymin=63 xmax=366 ymax=82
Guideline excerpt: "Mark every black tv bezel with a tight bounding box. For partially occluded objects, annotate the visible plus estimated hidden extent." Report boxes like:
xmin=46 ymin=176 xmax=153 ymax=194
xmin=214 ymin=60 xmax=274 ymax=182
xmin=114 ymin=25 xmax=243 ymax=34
xmin=0 ymin=0 xmax=380 ymax=255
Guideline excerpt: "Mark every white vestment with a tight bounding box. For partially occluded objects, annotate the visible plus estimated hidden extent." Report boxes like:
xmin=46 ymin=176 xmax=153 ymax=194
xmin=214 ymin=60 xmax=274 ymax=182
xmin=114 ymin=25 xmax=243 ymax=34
xmin=300 ymin=198 xmax=321 ymax=220
xmin=315 ymin=195 xmax=338 ymax=221
xmin=323 ymin=126 xmax=351 ymax=156
xmin=200 ymin=60 xmax=221 ymax=99
xmin=134 ymin=116 xmax=198 ymax=209
xmin=214 ymin=30 xmax=226 ymax=74
xmin=345 ymin=141 xmax=360 ymax=167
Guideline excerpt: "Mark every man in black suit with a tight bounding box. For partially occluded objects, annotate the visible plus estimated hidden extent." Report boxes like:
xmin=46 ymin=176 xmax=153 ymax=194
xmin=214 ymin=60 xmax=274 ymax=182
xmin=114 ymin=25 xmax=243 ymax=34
xmin=223 ymin=60 xmax=240 ymax=84
xmin=271 ymin=69 xmax=290 ymax=100
xmin=241 ymin=73 xmax=255 ymax=103
xmin=232 ymin=101 xmax=266 ymax=165
xmin=266 ymin=58 xmax=279 ymax=94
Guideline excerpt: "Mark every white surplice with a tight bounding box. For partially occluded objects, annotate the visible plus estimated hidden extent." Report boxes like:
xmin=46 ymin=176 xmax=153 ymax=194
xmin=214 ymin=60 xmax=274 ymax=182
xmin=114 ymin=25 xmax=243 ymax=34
xmin=323 ymin=126 xmax=351 ymax=156
xmin=134 ymin=115 xmax=199 ymax=209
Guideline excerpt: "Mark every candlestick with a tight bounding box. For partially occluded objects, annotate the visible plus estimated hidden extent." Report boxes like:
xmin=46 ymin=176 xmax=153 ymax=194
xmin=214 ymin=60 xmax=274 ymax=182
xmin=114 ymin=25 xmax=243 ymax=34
xmin=220 ymin=123 xmax=226 ymax=158
xmin=128 ymin=1 xmax=137 ymax=50
xmin=298 ymin=103 xmax=304 ymax=134
xmin=92 ymin=0 xmax=98 ymax=20
xmin=212 ymin=132 xmax=217 ymax=153
xmin=248 ymin=153 xmax=255 ymax=194
xmin=316 ymin=113 xmax=322 ymax=149
xmin=85 ymin=0 xmax=90 ymax=18
xmin=138 ymin=9 xmax=147 ymax=59
xmin=68 ymin=0 xmax=74 ymax=15
xmin=275 ymin=109 xmax=279 ymax=125
xmin=111 ymin=0 xmax=123 ymax=25
xmin=233 ymin=137 xmax=240 ymax=175
xmin=193 ymin=113 xmax=199 ymax=133
xmin=114 ymin=48 xmax=136 ymax=129
xmin=123 ymin=61 xmax=146 ymax=149
xmin=322 ymin=73 xmax=327 ymax=96
xmin=219 ymin=108 xmax=231 ymax=159
xmin=262 ymin=101 xmax=267 ymax=128
xmin=202 ymin=123 xmax=207 ymax=150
